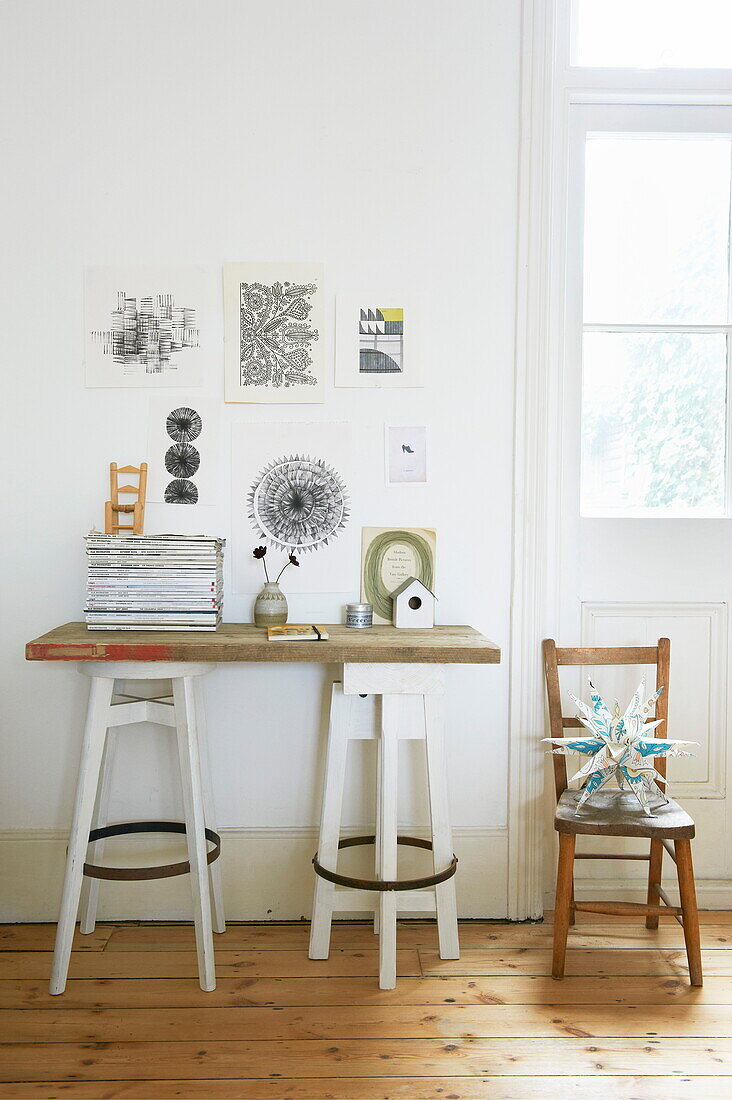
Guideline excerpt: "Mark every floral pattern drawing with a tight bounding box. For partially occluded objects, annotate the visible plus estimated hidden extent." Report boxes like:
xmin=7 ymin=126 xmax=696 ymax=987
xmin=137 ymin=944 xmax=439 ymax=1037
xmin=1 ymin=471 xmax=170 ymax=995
xmin=239 ymin=281 xmax=320 ymax=389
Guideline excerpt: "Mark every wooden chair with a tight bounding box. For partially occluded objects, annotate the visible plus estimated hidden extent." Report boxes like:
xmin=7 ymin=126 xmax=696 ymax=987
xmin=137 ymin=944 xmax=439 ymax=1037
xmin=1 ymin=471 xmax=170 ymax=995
xmin=105 ymin=462 xmax=147 ymax=535
xmin=543 ymin=638 xmax=702 ymax=987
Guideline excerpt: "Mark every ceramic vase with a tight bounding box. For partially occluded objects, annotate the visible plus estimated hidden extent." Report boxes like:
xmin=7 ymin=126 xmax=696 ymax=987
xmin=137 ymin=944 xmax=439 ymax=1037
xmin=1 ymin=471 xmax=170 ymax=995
xmin=254 ymin=581 xmax=288 ymax=627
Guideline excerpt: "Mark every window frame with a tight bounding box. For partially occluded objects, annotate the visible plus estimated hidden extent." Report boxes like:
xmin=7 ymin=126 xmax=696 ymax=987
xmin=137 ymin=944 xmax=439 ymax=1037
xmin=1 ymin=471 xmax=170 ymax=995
xmin=567 ymin=103 xmax=732 ymax=518
xmin=562 ymin=0 xmax=732 ymax=96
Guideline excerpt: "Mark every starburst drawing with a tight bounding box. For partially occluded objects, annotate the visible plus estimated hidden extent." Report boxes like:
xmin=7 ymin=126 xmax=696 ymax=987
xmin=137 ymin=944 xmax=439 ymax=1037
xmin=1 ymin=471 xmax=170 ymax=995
xmin=239 ymin=281 xmax=320 ymax=388
xmin=166 ymin=407 xmax=202 ymax=443
xmin=248 ymin=455 xmax=349 ymax=551
xmin=165 ymin=443 xmax=200 ymax=479
xmin=543 ymin=678 xmax=696 ymax=817
xmin=164 ymin=478 xmax=199 ymax=505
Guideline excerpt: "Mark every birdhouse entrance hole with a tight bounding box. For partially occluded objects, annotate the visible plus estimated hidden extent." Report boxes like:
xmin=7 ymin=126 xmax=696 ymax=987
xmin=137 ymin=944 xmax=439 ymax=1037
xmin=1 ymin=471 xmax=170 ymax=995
xmin=408 ymin=596 xmax=422 ymax=610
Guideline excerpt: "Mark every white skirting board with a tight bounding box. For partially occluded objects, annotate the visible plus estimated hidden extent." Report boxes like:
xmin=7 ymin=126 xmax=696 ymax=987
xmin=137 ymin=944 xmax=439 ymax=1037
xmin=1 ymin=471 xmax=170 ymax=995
xmin=0 ymin=826 xmax=508 ymax=923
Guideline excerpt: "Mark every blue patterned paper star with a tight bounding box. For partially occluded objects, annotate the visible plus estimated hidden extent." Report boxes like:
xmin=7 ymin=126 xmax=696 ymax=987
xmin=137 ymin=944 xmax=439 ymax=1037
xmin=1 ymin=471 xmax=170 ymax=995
xmin=543 ymin=678 xmax=696 ymax=816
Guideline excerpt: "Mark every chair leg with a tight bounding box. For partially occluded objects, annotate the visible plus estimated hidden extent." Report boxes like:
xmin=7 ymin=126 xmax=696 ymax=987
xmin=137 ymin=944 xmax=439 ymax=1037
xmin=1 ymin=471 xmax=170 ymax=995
xmin=378 ymin=695 xmax=400 ymax=990
xmin=50 ymin=676 xmax=114 ymax=995
xmin=78 ymin=726 xmax=118 ymax=935
xmin=173 ymin=676 xmax=216 ymax=992
xmin=193 ymin=677 xmax=226 ymax=935
xmin=646 ymin=838 xmax=664 ymax=930
xmin=309 ymin=686 xmax=351 ymax=960
xmin=424 ymin=695 xmax=459 ymax=961
xmin=552 ymin=832 xmax=576 ymax=980
xmin=675 ymin=838 xmax=703 ymax=987
xmin=569 ymin=880 xmax=575 ymax=927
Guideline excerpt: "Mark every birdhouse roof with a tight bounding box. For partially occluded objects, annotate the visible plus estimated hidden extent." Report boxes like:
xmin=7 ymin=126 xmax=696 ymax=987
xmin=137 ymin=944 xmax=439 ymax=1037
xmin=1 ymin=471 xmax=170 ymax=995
xmin=390 ymin=576 xmax=438 ymax=600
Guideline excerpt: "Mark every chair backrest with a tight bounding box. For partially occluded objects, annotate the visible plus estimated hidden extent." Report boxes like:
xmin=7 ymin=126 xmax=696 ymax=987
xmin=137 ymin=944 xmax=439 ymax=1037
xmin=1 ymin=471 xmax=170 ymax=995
xmin=542 ymin=638 xmax=670 ymax=802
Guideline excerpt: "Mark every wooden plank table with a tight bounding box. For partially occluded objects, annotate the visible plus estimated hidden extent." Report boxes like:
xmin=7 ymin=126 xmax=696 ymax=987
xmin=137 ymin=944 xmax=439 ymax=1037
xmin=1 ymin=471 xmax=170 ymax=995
xmin=26 ymin=622 xmax=500 ymax=993
xmin=25 ymin=622 xmax=501 ymax=665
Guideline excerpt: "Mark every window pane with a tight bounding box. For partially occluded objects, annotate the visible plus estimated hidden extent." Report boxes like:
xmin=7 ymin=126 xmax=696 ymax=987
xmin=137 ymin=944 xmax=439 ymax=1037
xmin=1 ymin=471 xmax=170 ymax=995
xmin=584 ymin=138 xmax=730 ymax=325
xmin=573 ymin=0 xmax=732 ymax=68
xmin=581 ymin=331 xmax=727 ymax=515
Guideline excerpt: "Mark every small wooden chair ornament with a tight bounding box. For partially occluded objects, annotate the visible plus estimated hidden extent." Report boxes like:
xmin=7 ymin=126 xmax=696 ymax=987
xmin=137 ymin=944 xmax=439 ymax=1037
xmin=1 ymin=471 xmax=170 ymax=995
xmin=105 ymin=462 xmax=148 ymax=535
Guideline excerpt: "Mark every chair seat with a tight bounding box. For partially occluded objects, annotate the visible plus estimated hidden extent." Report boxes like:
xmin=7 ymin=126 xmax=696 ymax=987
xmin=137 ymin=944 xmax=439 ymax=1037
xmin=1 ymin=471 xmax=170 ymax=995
xmin=555 ymin=789 xmax=695 ymax=839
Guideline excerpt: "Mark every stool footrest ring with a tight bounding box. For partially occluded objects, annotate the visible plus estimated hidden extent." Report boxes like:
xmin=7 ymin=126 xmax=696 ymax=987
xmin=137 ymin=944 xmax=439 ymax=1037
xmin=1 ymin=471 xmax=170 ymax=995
xmin=82 ymin=820 xmax=221 ymax=881
xmin=312 ymin=834 xmax=458 ymax=892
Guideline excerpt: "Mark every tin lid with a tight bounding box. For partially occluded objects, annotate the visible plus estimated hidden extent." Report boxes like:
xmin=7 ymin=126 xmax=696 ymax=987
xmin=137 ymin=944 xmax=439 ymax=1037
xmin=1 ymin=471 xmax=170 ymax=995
xmin=346 ymin=603 xmax=372 ymax=612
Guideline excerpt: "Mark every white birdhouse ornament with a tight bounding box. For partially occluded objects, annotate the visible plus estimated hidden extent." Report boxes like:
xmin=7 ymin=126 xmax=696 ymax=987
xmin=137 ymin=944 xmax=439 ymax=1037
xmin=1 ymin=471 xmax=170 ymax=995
xmin=391 ymin=576 xmax=436 ymax=628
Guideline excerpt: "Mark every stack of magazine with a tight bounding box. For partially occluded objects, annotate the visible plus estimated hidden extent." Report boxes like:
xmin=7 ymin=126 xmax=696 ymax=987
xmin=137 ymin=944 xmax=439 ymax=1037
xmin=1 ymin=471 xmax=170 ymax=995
xmin=84 ymin=534 xmax=225 ymax=631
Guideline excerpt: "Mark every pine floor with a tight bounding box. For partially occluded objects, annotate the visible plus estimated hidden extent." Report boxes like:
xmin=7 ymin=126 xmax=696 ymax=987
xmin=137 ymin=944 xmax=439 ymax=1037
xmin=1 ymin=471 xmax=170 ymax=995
xmin=2 ymin=915 xmax=732 ymax=1098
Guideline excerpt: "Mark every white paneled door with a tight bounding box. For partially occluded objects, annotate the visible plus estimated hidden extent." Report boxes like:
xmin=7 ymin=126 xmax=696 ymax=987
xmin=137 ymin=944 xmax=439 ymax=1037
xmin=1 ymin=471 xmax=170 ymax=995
xmin=559 ymin=103 xmax=732 ymax=905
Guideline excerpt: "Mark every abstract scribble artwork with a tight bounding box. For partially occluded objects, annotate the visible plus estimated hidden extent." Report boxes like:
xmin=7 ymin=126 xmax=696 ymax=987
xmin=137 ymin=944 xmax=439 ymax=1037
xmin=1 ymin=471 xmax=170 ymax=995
xmin=90 ymin=292 xmax=198 ymax=373
xmin=248 ymin=455 xmax=349 ymax=551
xmin=359 ymin=308 xmax=403 ymax=374
xmin=335 ymin=296 xmax=421 ymax=388
xmin=146 ymin=397 xmax=219 ymax=508
xmin=85 ymin=267 xmax=205 ymax=388
xmin=224 ymin=264 xmax=325 ymax=403
xmin=543 ymin=678 xmax=696 ymax=817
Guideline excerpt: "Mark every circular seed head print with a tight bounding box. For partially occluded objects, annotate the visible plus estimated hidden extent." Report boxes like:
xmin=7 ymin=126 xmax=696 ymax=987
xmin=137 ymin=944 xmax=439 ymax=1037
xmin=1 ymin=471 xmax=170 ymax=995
xmin=165 ymin=442 xmax=200 ymax=479
xmin=248 ymin=454 xmax=349 ymax=551
xmin=166 ymin=407 xmax=202 ymax=443
xmin=165 ymin=478 xmax=199 ymax=505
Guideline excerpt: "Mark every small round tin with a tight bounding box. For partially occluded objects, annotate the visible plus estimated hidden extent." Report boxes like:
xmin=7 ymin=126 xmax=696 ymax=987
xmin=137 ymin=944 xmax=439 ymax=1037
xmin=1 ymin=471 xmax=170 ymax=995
xmin=346 ymin=602 xmax=373 ymax=628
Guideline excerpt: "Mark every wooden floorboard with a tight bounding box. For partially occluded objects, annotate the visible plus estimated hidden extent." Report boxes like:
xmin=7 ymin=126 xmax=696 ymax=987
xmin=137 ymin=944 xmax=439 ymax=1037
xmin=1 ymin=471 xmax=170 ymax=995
xmin=2 ymin=973 xmax=728 ymax=1008
xmin=2 ymin=918 xmax=732 ymax=1096
xmin=1 ymin=1078 xmax=730 ymax=1099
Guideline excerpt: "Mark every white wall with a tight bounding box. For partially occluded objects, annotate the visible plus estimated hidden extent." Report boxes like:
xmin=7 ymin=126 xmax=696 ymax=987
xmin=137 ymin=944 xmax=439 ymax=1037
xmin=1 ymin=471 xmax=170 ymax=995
xmin=0 ymin=0 xmax=520 ymax=919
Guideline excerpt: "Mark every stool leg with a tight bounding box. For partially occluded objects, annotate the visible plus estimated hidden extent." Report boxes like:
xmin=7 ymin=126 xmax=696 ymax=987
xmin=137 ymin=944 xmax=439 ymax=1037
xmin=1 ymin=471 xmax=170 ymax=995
xmin=50 ymin=676 xmax=113 ymax=995
xmin=309 ymin=686 xmax=351 ymax=960
xmin=173 ymin=676 xmax=216 ymax=992
xmin=194 ymin=678 xmax=226 ymax=935
xmin=373 ymin=730 xmax=382 ymax=935
xmin=424 ymin=695 xmax=459 ymax=960
xmin=378 ymin=695 xmax=399 ymax=990
xmin=78 ymin=727 xmax=118 ymax=934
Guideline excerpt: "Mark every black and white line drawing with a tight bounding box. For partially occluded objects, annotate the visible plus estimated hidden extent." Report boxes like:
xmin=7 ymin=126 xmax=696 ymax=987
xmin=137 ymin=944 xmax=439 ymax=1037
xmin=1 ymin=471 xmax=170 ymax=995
xmin=239 ymin=281 xmax=319 ymax=389
xmin=166 ymin=407 xmax=203 ymax=443
xmin=90 ymin=293 xmax=198 ymax=374
xmin=248 ymin=454 xmax=350 ymax=552
xmin=85 ymin=267 xmax=205 ymax=388
xmin=164 ymin=479 xmax=199 ymax=505
xmin=165 ymin=442 xmax=201 ymax=479
xmin=224 ymin=264 xmax=325 ymax=403
xmin=147 ymin=397 xmax=219 ymax=508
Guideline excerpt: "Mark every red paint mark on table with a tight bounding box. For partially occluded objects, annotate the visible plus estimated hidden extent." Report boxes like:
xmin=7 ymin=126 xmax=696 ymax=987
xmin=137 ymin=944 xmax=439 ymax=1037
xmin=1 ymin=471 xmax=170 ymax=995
xmin=26 ymin=643 xmax=179 ymax=661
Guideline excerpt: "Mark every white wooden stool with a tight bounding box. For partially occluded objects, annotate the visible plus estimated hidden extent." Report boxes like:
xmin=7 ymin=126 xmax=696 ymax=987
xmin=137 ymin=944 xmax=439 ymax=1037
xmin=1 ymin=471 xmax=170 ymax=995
xmin=309 ymin=663 xmax=459 ymax=989
xmin=50 ymin=661 xmax=225 ymax=995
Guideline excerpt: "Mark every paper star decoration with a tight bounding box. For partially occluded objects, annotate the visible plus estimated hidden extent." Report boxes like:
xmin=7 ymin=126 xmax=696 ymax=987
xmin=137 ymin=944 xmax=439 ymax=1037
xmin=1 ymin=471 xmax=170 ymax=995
xmin=543 ymin=678 xmax=696 ymax=817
